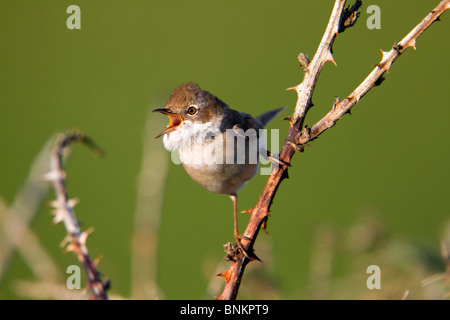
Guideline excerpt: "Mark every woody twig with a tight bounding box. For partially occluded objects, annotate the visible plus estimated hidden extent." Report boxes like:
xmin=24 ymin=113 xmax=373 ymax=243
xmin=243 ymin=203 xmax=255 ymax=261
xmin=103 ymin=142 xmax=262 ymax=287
xmin=295 ymin=0 xmax=450 ymax=146
xmin=42 ymin=130 xmax=109 ymax=300
xmin=217 ymin=0 xmax=449 ymax=300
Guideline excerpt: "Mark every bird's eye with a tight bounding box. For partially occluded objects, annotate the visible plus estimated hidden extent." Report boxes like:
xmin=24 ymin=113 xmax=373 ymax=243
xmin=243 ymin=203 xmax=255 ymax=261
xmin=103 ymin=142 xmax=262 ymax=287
xmin=187 ymin=106 xmax=198 ymax=115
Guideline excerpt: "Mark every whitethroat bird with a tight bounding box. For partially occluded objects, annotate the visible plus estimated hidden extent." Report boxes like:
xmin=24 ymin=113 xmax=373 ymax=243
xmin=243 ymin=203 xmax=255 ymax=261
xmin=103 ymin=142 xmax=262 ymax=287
xmin=153 ymin=82 xmax=285 ymax=258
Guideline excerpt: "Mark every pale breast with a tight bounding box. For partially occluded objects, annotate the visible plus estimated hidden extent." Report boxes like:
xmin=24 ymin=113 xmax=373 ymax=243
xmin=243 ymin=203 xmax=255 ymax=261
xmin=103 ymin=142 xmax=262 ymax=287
xmin=182 ymin=162 xmax=259 ymax=195
xmin=164 ymin=118 xmax=264 ymax=195
xmin=180 ymin=129 xmax=262 ymax=194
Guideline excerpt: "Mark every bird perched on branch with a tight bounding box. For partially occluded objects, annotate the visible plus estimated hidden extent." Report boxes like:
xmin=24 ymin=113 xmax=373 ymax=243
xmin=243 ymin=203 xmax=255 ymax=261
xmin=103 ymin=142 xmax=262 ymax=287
xmin=154 ymin=82 xmax=284 ymax=258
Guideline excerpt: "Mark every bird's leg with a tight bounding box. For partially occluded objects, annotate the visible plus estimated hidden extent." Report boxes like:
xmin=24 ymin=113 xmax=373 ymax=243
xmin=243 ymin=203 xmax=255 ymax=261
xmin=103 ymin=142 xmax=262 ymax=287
xmin=229 ymin=193 xmax=252 ymax=259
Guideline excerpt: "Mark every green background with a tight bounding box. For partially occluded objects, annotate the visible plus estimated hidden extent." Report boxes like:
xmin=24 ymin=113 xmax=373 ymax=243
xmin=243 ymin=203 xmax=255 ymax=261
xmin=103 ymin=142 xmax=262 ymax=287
xmin=0 ymin=0 xmax=449 ymax=299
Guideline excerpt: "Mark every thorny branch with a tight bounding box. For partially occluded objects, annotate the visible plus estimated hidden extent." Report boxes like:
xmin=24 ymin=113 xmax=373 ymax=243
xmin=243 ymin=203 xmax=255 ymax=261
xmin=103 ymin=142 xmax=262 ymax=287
xmin=43 ymin=130 xmax=109 ymax=300
xmin=217 ymin=0 xmax=449 ymax=300
xmin=295 ymin=0 xmax=450 ymax=146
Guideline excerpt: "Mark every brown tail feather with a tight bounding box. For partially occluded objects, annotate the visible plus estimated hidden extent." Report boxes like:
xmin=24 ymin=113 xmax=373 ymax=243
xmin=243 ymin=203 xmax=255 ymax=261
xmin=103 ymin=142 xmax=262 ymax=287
xmin=256 ymin=107 xmax=286 ymax=127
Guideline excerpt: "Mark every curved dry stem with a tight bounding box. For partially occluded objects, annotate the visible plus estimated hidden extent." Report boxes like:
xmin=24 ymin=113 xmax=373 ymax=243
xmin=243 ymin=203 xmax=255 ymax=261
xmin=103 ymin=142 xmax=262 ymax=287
xmin=43 ymin=130 xmax=109 ymax=300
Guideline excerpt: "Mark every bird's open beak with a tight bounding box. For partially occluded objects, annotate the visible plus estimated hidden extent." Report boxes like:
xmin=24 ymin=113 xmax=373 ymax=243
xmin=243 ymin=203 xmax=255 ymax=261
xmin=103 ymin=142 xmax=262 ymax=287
xmin=152 ymin=108 xmax=184 ymax=138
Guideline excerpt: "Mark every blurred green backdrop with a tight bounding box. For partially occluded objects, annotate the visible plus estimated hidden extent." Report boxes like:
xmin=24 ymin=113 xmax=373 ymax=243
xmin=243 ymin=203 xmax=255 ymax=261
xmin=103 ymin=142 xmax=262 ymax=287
xmin=0 ymin=0 xmax=449 ymax=299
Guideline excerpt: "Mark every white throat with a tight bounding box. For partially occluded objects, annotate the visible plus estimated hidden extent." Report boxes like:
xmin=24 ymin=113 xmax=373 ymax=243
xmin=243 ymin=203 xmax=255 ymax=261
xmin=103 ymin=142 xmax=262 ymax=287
xmin=163 ymin=120 xmax=219 ymax=152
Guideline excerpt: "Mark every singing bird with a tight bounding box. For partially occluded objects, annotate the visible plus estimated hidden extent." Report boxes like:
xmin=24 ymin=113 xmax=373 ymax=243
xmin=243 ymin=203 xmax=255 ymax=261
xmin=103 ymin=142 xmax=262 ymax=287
xmin=154 ymin=82 xmax=284 ymax=258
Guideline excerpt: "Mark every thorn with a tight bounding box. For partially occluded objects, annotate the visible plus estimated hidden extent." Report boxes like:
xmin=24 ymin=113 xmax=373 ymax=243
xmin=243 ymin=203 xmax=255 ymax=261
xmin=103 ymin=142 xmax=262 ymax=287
xmin=80 ymin=227 xmax=95 ymax=247
xmin=376 ymin=49 xmax=386 ymax=64
xmin=376 ymin=49 xmax=393 ymax=72
xmin=282 ymin=115 xmax=297 ymax=128
xmin=286 ymin=86 xmax=298 ymax=91
xmin=64 ymin=242 xmax=77 ymax=253
xmin=282 ymin=166 xmax=289 ymax=180
xmin=403 ymin=39 xmax=417 ymax=51
xmin=250 ymin=251 xmax=262 ymax=262
xmin=241 ymin=208 xmax=253 ymax=214
xmin=261 ymin=217 xmax=269 ymax=234
xmin=93 ymin=255 xmax=103 ymax=268
xmin=48 ymin=200 xmax=61 ymax=209
xmin=217 ymin=268 xmax=233 ymax=283
xmin=60 ymin=235 xmax=69 ymax=248
xmin=326 ymin=51 xmax=337 ymax=66
xmin=67 ymin=198 xmax=80 ymax=209
xmin=52 ymin=209 xmax=65 ymax=224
